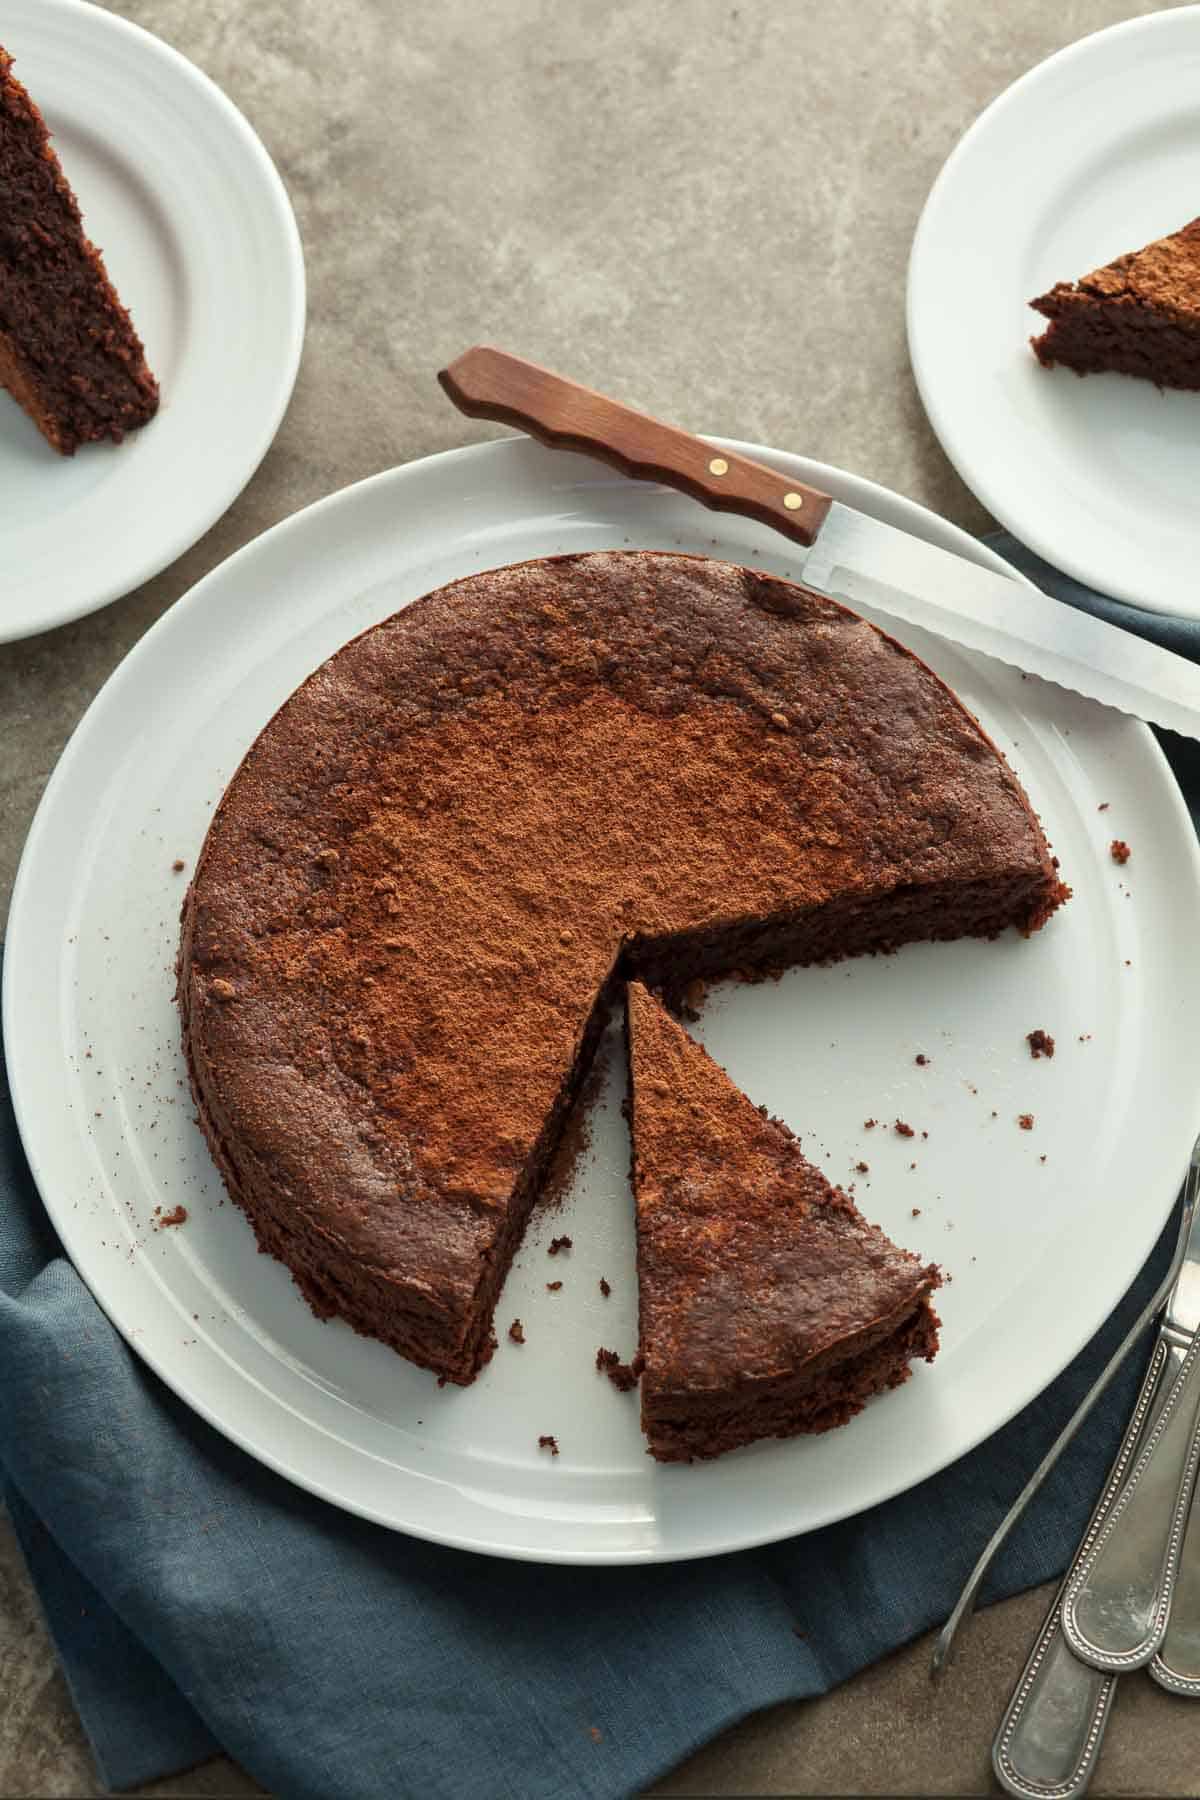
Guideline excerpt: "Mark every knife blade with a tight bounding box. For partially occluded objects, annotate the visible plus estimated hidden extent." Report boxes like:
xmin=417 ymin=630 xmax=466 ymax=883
xmin=1061 ymin=1181 xmax=1200 ymax=1671
xmin=437 ymin=347 xmax=1200 ymax=742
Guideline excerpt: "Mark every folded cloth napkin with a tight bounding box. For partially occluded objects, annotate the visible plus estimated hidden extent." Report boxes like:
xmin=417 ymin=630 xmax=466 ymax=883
xmin=0 ymin=535 xmax=1192 ymax=1800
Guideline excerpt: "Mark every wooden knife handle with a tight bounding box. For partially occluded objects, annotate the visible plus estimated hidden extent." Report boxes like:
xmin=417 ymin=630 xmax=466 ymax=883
xmin=437 ymin=346 xmax=833 ymax=549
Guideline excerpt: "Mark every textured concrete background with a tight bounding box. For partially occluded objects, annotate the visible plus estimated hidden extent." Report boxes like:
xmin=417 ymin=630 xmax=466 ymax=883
xmin=2 ymin=0 xmax=1198 ymax=1793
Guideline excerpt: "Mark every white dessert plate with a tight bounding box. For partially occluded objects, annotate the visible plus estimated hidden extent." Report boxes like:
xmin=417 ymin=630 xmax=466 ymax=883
xmin=907 ymin=7 xmax=1200 ymax=618
xmin=0 ymin=0 xmax=305 ymax=643
xmin=7 ymin=436 xmax=1200 ymax=1563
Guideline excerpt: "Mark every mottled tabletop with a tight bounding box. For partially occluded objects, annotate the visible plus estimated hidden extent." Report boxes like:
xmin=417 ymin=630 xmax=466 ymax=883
xmin=2 ymin=1 xmax=1198 ymax=1794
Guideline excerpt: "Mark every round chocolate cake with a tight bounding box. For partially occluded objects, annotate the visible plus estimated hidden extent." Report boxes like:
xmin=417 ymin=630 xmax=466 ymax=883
xmin=179 ymin=551 xmax=1066 ymax=1392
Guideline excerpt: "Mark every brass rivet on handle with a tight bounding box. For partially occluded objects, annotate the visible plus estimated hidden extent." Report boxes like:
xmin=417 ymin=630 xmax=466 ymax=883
xmin=708 ymin=457 xmax=729 ymax=476
xmin=783 ymin=492 xmax=804 ymax=511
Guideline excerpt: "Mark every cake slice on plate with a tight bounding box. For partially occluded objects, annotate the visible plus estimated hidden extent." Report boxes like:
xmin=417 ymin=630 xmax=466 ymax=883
xmin=625 ymin=981 xmax=941 ymax=1463
xmin=0 ymin=47 xmax=158 ymax=453
xmin=1030 ymin=218 xmax=1200 ymax=390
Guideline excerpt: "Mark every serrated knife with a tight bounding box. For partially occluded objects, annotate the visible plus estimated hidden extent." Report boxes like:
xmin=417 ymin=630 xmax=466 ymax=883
xmin=438 ymin=347 xmax=1200 ymax=742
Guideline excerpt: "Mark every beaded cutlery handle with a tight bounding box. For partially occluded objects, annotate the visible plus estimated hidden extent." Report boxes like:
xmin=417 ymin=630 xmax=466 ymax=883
xmin=993 ymin=1337 xmax=1172 ymax=1799
xmin=1062 ymin=1328 xmax=1200 ymax=1671
xmin=1150 ymin=1449 xmax=1200 ymax=1695
xmin=437 ymin=346 xmax=834 ymax=548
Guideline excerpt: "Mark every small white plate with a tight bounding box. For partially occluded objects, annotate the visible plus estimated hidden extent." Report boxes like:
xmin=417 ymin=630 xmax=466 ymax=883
xmin=908 ymin=7 xmax=1200 ymax=618
xmin=0 ymin=0 xmax=305 ymax=642
xmin=7 ymin=437 xmax=1200 ymax=1563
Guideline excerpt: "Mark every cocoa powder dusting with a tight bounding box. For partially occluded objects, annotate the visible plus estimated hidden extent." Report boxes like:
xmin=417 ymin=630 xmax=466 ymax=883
xmin=180 ymin=552 xmax=1063 ymax=1381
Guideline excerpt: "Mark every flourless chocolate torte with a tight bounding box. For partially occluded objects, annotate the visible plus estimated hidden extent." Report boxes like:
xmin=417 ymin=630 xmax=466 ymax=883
xmin=1030 ymin=218 xmax=1200 ymax=389
xmin=625 ymin=981 xmax=941 ymax=1461
xmin=179 ymin=551 xmax=1067 ymax=1387
xmin=0 ymin=47 xmax=158 ymax=453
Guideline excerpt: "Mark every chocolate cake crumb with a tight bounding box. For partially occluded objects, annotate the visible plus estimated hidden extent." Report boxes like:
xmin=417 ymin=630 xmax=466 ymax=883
xmin=855 ymin=1161 xmax=869 ymax=1174
xmin=863 ymin=1118 xmax=877 ymax=1129
xmin=589 ymin=1727 xmax=603 ymax=1743
xmin=1019 ymin=1113 xmax=1035 ymax=1131
xmin=920 ymin=1131 xmax=928 ymax=1140
xmin=546 ymin=1280 xmax=562 ymax=1292
xmin=911 ymin=1207 xmax=921 ymax=1217
xmin=599 ymin=1277 xmax=611 ymax=1297
xmin=915 ymin=1053 xmax=928 ymax=1066
xmin=155 ymin=1205 xmax=187 ymax=1228
xmin=538 ymin=1435 xmax=559 ymax=1456
xmin=1027 ymin=1029 xmax=1055 ymax=1059
xmin=548 ymin=1235 xmax=573 ymax=1256
xmin=508 ymin=1319 xmax=525 ymax=1345
xmin=171 ymin=859 xmax=185 ymax=873
xmin=1040 ymin=1154 xmax=1047 ymax=1163
xmin=894 ymin=1120 xmax=915 ymax=1138
xmin=596 ymin=1347 xmax=643 ymax=1392
xmin=1098 ymin=802 xmax=1109 ymax=812
xmin=1110 ymin=840 xmax=1131 ymax=865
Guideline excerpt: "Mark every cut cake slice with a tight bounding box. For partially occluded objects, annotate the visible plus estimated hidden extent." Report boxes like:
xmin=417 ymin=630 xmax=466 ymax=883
xmin=625 ymin=981 xmax=941 ymax=1462
xmin=0 ymin=47 xmax=158 ymax=453
xmin=1030 ymin=218 xmax=1200 ymax=389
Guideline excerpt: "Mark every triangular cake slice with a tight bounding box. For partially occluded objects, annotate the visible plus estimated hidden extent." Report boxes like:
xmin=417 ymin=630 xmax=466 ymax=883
xmin=0 ymin=47 xmax=158 ymax=453
xmin=625 ymin=982 xmax=941 ymax=1462
xmin=1030 ymin=218 xmax=1200 ymax=389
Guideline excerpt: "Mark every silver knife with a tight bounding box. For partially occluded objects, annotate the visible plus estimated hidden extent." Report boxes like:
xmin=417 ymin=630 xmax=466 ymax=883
xmin=1061 ymin=1182 xmax=1200 ymax=1671
xmin=438 ymin=348 xmax=1200 ymax=742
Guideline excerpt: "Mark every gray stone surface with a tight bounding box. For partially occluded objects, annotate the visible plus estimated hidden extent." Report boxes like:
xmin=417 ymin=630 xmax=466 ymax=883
xmin=1 ymin=0 xmax=1197 ymax=1792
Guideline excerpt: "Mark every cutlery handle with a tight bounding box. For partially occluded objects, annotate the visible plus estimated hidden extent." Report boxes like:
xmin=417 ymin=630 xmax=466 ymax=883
xmin=1150 ymin=1458 xmax=1200 ymax=1696
xmin=437 ymin=346 xmax=834 ymax=548
xmin=993 ymin=1337 xmax=1171 ymax=1799
xmin=1062 ymin=1331 xmax=1200 ymax=1670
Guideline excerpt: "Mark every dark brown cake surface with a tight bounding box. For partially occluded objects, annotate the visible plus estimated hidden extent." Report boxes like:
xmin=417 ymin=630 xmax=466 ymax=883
xmin=0 ymin=46 xmax=158 ymax=453
xmin=179 ymin=550 xmax=1064 ymax=1386
xmin=625 ymin=981 xmax=942 ymax=1462
xmin=1030 ymin=218 xmax=1200 ymax=389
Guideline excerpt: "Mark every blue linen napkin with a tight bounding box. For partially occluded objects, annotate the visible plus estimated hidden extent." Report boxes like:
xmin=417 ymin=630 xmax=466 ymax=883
xmin=0 ymin=535 xmax=1193 ymax=1800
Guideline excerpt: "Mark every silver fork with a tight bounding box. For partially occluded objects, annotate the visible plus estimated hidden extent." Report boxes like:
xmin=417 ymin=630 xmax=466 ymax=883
xmin=992 ymin=1335 xmax=1172 ymax=1798
xmin=932 ymin=1141 xmax=1200 ymax=1680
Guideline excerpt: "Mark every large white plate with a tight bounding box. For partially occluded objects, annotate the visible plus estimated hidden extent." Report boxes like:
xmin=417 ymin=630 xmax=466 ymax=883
xmin=907 ymin=7 xmax=1200 ymax=618
xmin=0 ymin=0 xmax=305 ymax=642
xmin=7 ymin=437 xmax=1200 ymax=1563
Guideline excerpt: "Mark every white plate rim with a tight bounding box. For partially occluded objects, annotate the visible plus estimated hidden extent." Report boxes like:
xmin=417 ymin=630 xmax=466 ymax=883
xmin=0 ymin=0 xmax=306 ymax=642
xmin=906 ymin=5 xmax=1200 ymax=618
xmin=6 ymin=435 xmax=1199 ymax=1563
